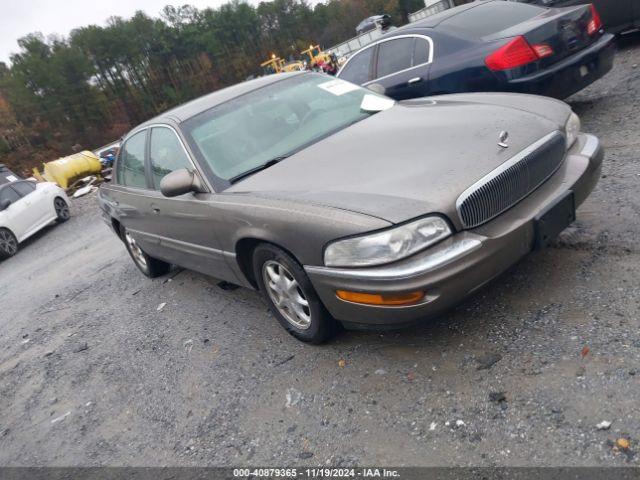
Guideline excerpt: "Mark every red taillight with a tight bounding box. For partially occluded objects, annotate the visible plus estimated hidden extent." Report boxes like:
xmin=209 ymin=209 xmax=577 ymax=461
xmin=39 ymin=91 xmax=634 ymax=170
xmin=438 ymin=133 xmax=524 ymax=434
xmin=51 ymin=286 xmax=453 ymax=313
xmin=485 ymin=36 xmax=546 ymax=71
xmin=587 ymin=4 xmax=603 ymax=35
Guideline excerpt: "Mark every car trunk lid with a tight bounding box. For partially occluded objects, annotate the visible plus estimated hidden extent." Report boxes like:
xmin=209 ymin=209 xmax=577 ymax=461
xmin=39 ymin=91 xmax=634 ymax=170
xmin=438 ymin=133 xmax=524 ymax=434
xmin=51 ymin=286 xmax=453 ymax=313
xmin=486 ymin=4 xmax=602 ymax=68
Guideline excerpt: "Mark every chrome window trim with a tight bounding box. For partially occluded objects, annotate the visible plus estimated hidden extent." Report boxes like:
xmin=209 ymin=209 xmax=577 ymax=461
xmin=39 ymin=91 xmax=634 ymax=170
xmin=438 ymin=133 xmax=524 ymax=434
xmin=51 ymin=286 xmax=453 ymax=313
xmin=455 ymin=130 xmax=565 ymax=228
xmin=338 ymin=34 xmax=435 ymax=85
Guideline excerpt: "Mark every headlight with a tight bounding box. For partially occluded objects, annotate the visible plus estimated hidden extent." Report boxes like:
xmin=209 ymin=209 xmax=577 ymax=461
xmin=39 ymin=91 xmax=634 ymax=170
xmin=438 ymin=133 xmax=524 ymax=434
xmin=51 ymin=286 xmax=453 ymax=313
xmin=324 ymin=216 xmax=452 ymax=267
xmin=565 ymin=112 xmax=580 ymax=149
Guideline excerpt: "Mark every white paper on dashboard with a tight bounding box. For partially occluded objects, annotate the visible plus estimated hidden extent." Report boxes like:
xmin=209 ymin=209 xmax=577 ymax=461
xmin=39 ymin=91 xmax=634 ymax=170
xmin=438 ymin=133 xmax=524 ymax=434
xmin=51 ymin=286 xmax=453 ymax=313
xmin=318 ymin=79 xmax=360 ymax=96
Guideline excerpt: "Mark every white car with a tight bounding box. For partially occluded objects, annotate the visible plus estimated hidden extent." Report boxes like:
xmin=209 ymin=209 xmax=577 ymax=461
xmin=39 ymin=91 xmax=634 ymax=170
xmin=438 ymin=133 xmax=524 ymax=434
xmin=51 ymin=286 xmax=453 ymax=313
xmin=0 ymin=181 xmax=70 ymax=259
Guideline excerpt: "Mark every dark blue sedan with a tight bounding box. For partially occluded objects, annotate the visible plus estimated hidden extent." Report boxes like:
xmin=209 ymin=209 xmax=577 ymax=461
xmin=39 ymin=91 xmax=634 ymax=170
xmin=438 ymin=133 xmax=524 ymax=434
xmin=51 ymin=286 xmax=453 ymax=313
xmin=336 ymin=0 xmax=615 ymax=100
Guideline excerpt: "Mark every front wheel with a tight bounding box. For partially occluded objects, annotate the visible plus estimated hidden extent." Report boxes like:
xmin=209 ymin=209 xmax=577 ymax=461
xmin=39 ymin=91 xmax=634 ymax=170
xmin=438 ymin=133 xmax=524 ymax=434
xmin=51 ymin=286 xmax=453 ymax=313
xmin=253 ymin=243 xmax=338 ymax=344
xmin=54 ymin=197 xmax=70 ymax=223
xmin=0 ymin=228 xmax=18 ymax=260
xmin=121 ymin=227 xmax=171 ymax=278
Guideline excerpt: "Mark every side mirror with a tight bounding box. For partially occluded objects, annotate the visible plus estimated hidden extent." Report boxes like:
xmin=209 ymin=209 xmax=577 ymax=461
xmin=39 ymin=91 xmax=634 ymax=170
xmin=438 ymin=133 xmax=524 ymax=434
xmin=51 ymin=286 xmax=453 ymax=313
xmin=366 ymin=83 xmax=386 ymax=95
xmin=0 ymin=199 xmax=11 ymax=211
xmin=160 ymin=169 xmax=205 ymax=198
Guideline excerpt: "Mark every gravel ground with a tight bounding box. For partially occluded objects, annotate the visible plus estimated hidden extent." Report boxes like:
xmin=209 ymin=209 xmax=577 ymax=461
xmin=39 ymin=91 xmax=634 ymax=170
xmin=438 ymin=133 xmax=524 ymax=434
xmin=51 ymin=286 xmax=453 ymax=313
xmin=1 ymin=35 xmax=639 ymax=467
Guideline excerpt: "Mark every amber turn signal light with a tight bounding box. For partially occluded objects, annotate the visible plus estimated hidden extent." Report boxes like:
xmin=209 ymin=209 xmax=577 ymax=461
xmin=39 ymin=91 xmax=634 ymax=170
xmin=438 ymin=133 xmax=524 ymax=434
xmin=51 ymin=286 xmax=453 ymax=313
xmin=336 ymin=290 xmax=424 ymax=306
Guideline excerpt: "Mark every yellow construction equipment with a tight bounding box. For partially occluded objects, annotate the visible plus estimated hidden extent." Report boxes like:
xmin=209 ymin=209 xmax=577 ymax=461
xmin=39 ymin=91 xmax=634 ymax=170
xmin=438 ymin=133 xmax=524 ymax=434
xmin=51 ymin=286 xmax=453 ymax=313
xmin=260 ymin=54 xmax=286 ymax=74
xmin=34 ymin=151 xmax=102 ymax=189
xmin=301 ymin=44 xmax=332 ymax=68
xmin=282 ymin=61 xmax=305 ymax=72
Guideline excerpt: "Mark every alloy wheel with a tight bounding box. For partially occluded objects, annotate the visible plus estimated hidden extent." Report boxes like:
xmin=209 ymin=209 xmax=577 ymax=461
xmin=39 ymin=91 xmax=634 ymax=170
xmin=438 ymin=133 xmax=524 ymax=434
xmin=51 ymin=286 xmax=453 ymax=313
xmin=0 ymin=230 xmax=17 ymax=257
xmin=125 ymin=231 xmax=147 ymax=268
xmin=261 ymin=260 xmax=312 ymax=329
xmin=54 ymin=198 xmax=70 ymax=220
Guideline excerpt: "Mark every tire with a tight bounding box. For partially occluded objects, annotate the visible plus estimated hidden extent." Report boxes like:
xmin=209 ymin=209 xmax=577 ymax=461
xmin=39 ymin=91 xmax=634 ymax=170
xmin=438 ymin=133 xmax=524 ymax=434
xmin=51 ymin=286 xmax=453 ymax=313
xmin=54 ymin=197 xmax=70 ymax=223
xmin=0 ymin=228 xmax=18 ymax=260
xmin=121 ymin=226 xmax=171 ymax=278
xmin=253 ymin=243 xmax=338 ymax=344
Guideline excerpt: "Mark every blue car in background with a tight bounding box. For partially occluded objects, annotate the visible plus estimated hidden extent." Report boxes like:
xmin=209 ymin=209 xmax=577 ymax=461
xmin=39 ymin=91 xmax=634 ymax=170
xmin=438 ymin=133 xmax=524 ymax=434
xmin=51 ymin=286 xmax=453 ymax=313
xmin=337 ymin=0 xmax=615 ymax=100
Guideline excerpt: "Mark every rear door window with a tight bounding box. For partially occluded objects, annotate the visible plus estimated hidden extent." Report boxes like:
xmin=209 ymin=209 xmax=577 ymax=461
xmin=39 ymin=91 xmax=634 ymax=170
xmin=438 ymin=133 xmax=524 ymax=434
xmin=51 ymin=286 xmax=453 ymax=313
xmin=149 ymin=127 xmax=192 ymax=190
xmin=339 ymin=47 xmax=374 ymax=85
xmin=0 ymin=186 xmax=21 ymax=205
xmin=117 ymin=130 xmax=147 ymax=189
xmin=11 ymin=181 xmax=36 ymax=197
xmin=413 ymin=38 xmax=430 ymax=65
xmin=375 ymin=38 xmax=414 ymax=78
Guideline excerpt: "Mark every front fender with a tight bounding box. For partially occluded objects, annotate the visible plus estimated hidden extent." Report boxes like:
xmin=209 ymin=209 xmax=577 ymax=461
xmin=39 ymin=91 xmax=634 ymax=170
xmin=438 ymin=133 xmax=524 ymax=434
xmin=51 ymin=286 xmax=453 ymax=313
xmin=212 ymin=193 xmax=391 ymax=266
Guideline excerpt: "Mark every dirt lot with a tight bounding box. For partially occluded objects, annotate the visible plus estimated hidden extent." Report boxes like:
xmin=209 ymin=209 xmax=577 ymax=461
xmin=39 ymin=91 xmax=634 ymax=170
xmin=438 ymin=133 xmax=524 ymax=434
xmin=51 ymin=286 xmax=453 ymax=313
xmin=1 ymin=36 xmax=639 ymax=467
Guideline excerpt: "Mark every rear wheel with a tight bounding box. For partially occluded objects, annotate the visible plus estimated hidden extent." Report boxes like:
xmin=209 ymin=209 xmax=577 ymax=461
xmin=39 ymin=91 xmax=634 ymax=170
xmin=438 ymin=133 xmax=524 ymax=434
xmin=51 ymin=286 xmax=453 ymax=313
xmin=54 ymin=197 xmax=70 ymax=223
xmin=0 ymin=228 xmax=18 ymax=259
xmin=253 ymin=243 xmax=338 ymax=344
xmin=122 ymin=227 xmax=171 ymax=278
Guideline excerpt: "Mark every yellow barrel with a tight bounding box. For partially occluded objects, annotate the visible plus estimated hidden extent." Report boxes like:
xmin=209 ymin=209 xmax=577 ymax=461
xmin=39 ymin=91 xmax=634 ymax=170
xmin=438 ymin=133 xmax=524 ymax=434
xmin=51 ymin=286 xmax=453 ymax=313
xmin=42 ymin=151 xmax=102 ymax=189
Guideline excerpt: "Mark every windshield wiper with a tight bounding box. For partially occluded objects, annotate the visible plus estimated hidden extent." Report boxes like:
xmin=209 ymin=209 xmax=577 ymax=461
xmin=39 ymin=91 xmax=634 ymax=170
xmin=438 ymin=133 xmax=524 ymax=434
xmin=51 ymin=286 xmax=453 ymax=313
xmin=229 ymin=155 xmax=290 ymax=184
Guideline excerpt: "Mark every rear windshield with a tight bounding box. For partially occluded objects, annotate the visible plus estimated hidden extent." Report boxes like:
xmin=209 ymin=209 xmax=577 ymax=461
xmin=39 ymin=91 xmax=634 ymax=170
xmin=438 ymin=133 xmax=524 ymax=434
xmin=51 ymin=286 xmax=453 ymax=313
xmin=439 ymin=2 xmax=543 ymax=38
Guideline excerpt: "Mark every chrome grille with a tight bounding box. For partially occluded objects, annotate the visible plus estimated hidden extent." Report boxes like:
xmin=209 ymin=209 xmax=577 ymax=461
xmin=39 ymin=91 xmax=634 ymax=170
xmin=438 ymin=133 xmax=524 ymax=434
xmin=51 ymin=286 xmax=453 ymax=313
xmin=457 ymin=131 xmax=566 ymax=229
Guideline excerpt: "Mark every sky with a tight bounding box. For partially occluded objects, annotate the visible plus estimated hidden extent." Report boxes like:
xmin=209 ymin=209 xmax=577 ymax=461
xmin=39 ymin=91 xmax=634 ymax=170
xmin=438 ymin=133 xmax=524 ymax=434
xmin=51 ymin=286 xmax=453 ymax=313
xmin=0 ymin=0 xmax=242 ymax=64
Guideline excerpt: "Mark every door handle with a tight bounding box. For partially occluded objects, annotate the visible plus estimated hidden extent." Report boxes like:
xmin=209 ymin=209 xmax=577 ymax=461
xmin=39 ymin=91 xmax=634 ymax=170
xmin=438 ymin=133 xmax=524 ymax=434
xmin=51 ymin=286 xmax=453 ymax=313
xmin=408 ymin=77 xmax=422 ymax=85
xmin=152 ymin=208 xmax=160 ymax=214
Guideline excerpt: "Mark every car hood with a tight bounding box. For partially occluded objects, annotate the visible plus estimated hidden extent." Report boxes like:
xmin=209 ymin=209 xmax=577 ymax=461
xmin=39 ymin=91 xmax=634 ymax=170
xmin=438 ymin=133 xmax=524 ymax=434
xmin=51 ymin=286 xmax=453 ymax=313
xmin=226 ymin=94 xmax=569 ymax=226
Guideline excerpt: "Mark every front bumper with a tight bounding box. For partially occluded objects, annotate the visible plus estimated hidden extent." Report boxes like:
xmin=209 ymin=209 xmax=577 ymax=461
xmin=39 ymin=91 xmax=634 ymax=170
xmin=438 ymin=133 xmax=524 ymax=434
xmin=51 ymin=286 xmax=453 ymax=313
xmin=304 ymin=133 xmax=603 ymax=328
xmin=507 ymin=33 xmax=615 ymax=99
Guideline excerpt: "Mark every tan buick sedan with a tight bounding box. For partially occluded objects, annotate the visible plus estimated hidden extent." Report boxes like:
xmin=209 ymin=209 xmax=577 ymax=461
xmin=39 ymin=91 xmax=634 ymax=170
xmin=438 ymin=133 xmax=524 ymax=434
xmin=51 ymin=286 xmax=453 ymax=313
xmin=98 ymin=72 xmax=602 ymax=343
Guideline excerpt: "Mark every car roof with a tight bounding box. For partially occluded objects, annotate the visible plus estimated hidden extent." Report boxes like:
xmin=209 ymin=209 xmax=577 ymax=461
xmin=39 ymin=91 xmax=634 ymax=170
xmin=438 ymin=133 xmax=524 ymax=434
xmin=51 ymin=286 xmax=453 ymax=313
xmin=395 ymin=0 xmax=492 ymax=30
xmin=378 ymin=0 xmax=539 ymax=40
xmin=136 ymin=72 xmax=306 ymax=128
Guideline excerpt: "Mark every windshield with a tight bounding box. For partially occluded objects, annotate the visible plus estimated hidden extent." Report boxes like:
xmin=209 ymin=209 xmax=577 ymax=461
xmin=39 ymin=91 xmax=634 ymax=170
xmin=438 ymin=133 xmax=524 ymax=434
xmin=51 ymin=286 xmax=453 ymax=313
xmin=181 ymin=73 xmax=393 ymax=184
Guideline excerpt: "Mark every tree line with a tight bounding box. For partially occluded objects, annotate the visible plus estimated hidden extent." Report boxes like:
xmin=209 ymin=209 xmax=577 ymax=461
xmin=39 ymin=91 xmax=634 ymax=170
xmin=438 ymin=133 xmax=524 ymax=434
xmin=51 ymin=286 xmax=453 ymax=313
xmin=0 ymin=0 xmax=423 ymax=174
